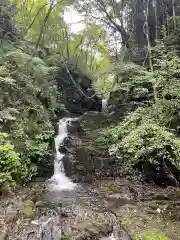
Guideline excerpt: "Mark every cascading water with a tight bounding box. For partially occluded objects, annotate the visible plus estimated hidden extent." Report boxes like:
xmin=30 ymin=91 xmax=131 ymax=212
xmin=48 ymin=118 xmax=76 ymax=191
xmin=102 ymin=98 xmax=109 ymax=112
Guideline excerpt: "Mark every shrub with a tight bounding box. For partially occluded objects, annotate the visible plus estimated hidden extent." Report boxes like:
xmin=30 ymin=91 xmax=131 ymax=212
xmin=97 ymin=109 xmax=180 ymax=175
xmin=0 ymin=133 xmax=23 ymax=189
xmin=0 ymin=50 xmax=57 ymax=184
xmin=96 ymin=47 xmax=180 ymax=176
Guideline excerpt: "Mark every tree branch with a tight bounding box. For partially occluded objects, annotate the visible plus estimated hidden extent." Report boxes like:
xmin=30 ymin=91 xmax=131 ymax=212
xmin=96 ymin=0 xmax=131 ymax=49
xmin=34 ymin=0 xmax=64 ymax=51
xmin=25 ymin=3 xmax=48 ymax=36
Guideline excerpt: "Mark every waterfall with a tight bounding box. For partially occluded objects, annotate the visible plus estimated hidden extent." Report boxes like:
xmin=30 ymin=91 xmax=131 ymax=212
xmin=48 ymin=118 xmax=76 ymax=191
xmin=102 ymin=98 xmax=108 ymax=112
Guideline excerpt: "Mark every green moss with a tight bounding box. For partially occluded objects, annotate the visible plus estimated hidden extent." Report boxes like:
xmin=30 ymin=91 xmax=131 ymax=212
xmin=61 ymin=229 xmax=73 ymax=240
xmin=134 ymin=229 xmax=168 ymax=240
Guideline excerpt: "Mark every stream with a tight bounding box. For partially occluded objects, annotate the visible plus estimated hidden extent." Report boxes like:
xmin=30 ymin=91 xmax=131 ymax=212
xmin=47 ymin=118 xmax=77 ymax=192
xmin=1 ymin=114 xmax=180 ymax=239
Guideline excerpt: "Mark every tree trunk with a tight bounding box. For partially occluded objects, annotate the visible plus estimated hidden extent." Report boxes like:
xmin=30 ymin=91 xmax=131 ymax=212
xmin=172 ymin=0 xmax=176 ymax=29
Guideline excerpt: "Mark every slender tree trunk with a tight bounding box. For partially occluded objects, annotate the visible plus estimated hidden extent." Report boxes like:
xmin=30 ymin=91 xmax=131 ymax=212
xmin=145 ymin=0 xmax=157 ymax=101
xmin=35 ymin=0 xmax=57 ymax=51
xmin=172 ymin=0 xmax=176 ymax=29
xmin=154 ymin=0 xmax=159 ymax=39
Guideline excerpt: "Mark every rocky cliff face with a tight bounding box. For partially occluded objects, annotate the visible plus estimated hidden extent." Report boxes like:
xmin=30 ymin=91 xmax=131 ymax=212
xmin=61 ymin=112 xmax=116 ymax=182
xmin=56 ymin=65 xmax=102 ymax=116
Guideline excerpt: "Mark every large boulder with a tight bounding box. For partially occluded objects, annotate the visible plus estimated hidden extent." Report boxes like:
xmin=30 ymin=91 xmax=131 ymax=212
xmin=136 ymin=160 xmax=180 ymax=187
xmin=108 ymin=87 xmax=150 ymax=118
xmin=56 ymin=65 xmax=102 ymax=115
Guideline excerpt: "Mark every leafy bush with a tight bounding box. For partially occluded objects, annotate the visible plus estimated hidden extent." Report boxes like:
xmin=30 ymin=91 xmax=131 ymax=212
xmin=0 ymin=49 xmax=58 ymax=186
xmin=153 ymin=52 xmax=180 ymax=99
xmin=112 ymin=122 xmax=180 ymax=173
xmin=0 ymin=133 xmax=27 ymax=189
xmin=109 ymin=63 xmax=153 ymax=103
xmin=97 ymin=107 xmax=180 ymax=175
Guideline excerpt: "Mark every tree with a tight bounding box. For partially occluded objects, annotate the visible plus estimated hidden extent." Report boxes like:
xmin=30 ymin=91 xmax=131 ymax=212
xmin=14 ymin=0 xmax=72 ymax=49
xmin=0 ymin=1 xmax=18 ymax=42
xmin=74 ymin=0 xmax=180 ymax=62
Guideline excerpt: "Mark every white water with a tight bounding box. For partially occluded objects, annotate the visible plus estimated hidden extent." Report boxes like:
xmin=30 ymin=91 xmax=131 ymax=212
xmin=102 ymin=98 xmax=108 ymax=112
xmin=48 ymin=118 xmax=76 ymax=191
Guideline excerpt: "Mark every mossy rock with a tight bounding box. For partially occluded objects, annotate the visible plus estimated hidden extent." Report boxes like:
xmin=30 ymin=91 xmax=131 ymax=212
xmin=80 ymin=112 xmax=110 ymax=131
xmin=72 ymin=221 xmax=112 ymax=239
xmin=134 ymin=229 xmax=168 ymax=240
xmin=85 ymin=222 xmax=112 ymax=237
xmin=61 ymin=229 xmax=73 ymax=240
xmin=0 ymin=232 xmax=8 ymax=240
xmin=22 ymin=200 xmax=35 ymax=218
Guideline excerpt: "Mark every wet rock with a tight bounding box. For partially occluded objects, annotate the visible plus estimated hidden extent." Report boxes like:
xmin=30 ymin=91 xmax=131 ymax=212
xmin=54 ymin=103 xmax=70 ymax=119
xmin=6 ymin=202 xmax=18 ymax=214
xmin=22 ymin=200 xmax=35 ymax=218
xmin=56 ymin=66 xmax=102 ymax=114
xmin=72 ymin=220 xmax=113 ymax=240
xmin=113 ymin=225 xmax=132 ymax=240
xmin=100 ymin=236 xmax=112 ymax=240
xmin=41 ymin=222 xmax=61 ymax=240
xmin=35 ymin=200 xmax=49 ymax=208
xmin=24 ymin=216 xmax=62 ymax=240
xmin=66 ymin=119 xmax=81 ymax=134
xmin=136 ymin=160 xmax=180 ymax=187
xmin=100 ymin=230 xmax=132 ymax=240
xmin=5 ymin=200 xmax=19 ymax=222
xmin=80 ymin=111 xmax=110 ymax=131
xmin=74 ymin=233 xmax=86 ymax=240
xmin=85 ymin=222 xmax=113 ymax=238
xmin=104 ymin=194 xmax=135 ymax=209
xmin=151 ymin=193 xmax=171 ymax=201
xmin=149 ymin=202 xmax=158 ymax=210
xmin=33 ymin=177 xmax=48 ymax=183
xmin=146 ymin=208 xmax=161 ymax=215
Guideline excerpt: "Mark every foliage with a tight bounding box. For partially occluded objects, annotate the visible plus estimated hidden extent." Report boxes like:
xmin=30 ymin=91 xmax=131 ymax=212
xmin=97 ymin=108 xmax=180 ymax=174
xmin=113 ymin=62 xmax=153 ymax=96
xmin=14 ymin=0 xmax=72 ymax=45
xmin=153 ymin=48 xmax=180 ymax=99
xmin=0 ymin=133 xmax=28 ymax=189
xmin=96 ymin=44 xmax=180 ymax=175
xmin=0 ymin=48 xmax=58 ymax=184
xmin=13 ymin=0 xmax=111 ymax=87
xmin=93 ymin=61 xmax=153 ymax=98
xmin=75 ymin=0 xmax=180 ymax=61
xmin=44 ymin=24 xmax=111 ymax=96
